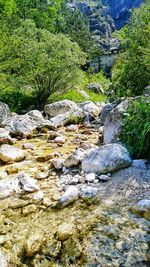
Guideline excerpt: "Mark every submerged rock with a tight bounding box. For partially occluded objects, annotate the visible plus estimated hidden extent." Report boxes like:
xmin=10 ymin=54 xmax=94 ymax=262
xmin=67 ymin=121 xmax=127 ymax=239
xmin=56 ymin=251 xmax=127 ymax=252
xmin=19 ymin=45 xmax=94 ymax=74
xmin=59 ymin=186 xmax=79 ymax=206
xmin=82 ymin=143 xmax=132 ymax=174
xmin=25 ymin=233 xmax=44 ymax=257
xmin=0 ymin=144 xmax=25 ymax=163
xmin=57 ymin=223 xmax=73 ymax=241
xmin=0 ymin=252 xmax=8 ymax=267
xmin=80 ymin=186 xmax=98 ymax=200
xmin=18 ymin=173 xmax=39 ymax=192
xmin=132 ymin=199 xmax=150 ymax=219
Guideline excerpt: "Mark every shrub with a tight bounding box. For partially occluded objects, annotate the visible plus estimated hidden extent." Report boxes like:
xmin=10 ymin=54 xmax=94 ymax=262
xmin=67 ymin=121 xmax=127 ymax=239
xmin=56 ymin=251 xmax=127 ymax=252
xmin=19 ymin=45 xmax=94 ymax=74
xmin=112 ymin=0 xmax=150 ymax=97
xmin=0 ymin=88 xmax=35 ymax=113
xmin=121 ymin=98 xmax=150 ymax=159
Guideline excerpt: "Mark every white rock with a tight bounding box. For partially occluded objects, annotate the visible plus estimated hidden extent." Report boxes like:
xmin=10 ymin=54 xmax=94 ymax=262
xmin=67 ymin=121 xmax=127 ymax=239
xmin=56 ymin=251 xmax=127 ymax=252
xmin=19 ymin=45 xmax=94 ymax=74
xmin=0 ymin=252 xmax=8 ymax=267
xmin=44 ymin=100 xmax=77 ymax=117
xmin=33 ymin=191 xmax=44 ymax=202
xmin=0 ymin=144 xmax=25 ymax=163
xmin=18 ymin=173 xmax=39 ymax=192
xmin=66 ymin=124 xmax=78 ymax=131
xmin=54 ymin=136 xmax=65 ymax=144
xmin=36 ymin=172 xmax=48 ymax=180
xmin=85 ymin=173 xmax=96 ymax=183
xmin=52 ymin=159 xmax=65 ymax=170
xmin=0 ymin=178 xmax=20 ymax=199
xmin=60 ymin=186 xmax=79 ymax=206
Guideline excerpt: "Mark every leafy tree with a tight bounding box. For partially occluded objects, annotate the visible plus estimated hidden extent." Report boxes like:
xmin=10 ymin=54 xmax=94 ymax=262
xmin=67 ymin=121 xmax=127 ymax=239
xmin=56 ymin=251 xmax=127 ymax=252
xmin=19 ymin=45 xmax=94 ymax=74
xmin=0 ymin=20 xmax=86 ymax=109
xmin=112 ymin=0 xmax=150 ymax=97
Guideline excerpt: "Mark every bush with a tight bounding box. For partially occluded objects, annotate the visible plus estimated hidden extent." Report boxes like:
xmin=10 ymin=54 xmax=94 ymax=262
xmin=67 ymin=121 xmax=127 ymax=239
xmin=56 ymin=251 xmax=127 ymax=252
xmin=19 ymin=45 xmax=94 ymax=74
xmin=121 ymin=98 xmax=150 ymax=159
xmin=0 ymin=88 xmax=35 ymax=113
xmin=112 ymin=0 xmax=150 ymax=97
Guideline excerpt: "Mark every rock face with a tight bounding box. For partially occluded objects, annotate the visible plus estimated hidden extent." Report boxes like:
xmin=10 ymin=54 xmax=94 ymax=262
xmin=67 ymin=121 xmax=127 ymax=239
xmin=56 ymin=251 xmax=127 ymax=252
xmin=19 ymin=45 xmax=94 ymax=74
xmin=44 ymin=100 xmax=78 ymax=117
xmin=0 ymin=102 xmax=11 ymax=126
xmin=103 ymin=0 xmax=144 ymax=29
xmin=0 ymin=144 xmax=25 ymax=163
xmin=82 ymin=143 xmax=132 ymax=174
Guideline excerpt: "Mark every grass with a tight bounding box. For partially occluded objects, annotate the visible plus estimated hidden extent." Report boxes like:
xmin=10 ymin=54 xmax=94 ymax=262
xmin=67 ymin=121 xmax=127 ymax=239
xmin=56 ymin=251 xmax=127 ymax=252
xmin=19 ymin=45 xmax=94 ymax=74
xmin=49 ymin=88 xmax=107 ymax=103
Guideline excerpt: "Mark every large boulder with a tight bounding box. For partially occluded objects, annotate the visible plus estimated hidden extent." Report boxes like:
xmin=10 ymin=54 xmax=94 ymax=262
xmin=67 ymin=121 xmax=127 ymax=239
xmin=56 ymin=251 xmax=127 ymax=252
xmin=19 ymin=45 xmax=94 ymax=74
xmin=44 ymin=100 xmax=78 ymax=117
xmin=103 ymin=99 xmax=130 ymax=144
xmin=0 ymin=102 xmax=11 ymax=126
xmin=103 ymin=97 xmax=150 ymax=144
xmin=82 ymin=143 xmax=132 ymax=174
xmin=0 ymin=144 xmax=25 ymax=163
xmin=4 ymin=113 xmax=55 ymax=138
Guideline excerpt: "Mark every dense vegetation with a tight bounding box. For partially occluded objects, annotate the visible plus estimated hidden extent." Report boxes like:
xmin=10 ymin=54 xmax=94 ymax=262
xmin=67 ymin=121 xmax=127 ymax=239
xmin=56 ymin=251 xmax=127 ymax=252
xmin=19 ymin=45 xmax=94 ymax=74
xmin=121 ymin=98 xmax=150 ymax=159
xmin=112 ymin=0 xmax=150 ymax=97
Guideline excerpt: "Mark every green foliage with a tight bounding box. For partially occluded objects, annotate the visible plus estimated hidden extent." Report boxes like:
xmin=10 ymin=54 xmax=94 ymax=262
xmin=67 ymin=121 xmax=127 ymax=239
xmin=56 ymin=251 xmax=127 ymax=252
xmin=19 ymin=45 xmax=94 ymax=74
xmin=121 ymin=98 xmax=150 ymax=159
xmin=0 ymin=88 xmax=34 ymax=113
xmin=0 ymin=20 xmax=86 ymax=109
xmin=112 ymin=0 xmax=150 ymax=97
xmin=49 ymin=71 xmax=108 ymax=103
xmin=65 ymin=114 xmax=83 ymax=125
xmin=54 ymin=88 xmax=106 ymax=103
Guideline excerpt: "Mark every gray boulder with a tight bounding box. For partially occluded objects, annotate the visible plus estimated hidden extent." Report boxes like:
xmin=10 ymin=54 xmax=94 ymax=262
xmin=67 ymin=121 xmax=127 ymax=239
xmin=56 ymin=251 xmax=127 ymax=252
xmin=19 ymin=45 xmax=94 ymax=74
xmin=44 ymin=100 xmax=77 ymax=117
xmin=82 ymin=143 xmax=132 ymax=174
xmin=0 ymin=102 xmax=11 ymax=126
xmin=4 ymin=113 xmax=55 ymax=138
xmin=103 ymin=99 xmax=129 ymax=144
xmin=0 ymin=144 xmax=25 ymax=163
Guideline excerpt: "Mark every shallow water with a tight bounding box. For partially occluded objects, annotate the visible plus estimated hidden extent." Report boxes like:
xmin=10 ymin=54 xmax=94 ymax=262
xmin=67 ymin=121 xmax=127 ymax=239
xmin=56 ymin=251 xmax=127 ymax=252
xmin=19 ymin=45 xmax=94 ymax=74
xmin=0 ymin=126 xmax=149 ymax=266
